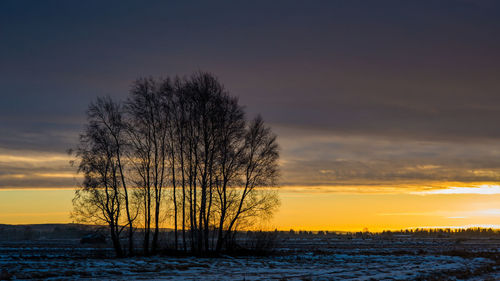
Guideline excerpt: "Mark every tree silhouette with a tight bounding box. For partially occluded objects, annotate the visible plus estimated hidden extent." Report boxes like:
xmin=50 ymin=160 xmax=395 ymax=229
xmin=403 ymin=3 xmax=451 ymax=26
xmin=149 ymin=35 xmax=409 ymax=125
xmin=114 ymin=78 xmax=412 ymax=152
xmin=71 ymin=72 xmax=279 ymax=256
xmin=71 ymin=97 xmax=134 ymax=257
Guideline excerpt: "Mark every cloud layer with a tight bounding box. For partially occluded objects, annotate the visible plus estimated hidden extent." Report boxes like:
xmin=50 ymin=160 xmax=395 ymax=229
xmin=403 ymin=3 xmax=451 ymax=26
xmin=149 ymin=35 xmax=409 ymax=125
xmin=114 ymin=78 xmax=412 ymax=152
xmin=2 ymin=1 xmax=500 ymax=191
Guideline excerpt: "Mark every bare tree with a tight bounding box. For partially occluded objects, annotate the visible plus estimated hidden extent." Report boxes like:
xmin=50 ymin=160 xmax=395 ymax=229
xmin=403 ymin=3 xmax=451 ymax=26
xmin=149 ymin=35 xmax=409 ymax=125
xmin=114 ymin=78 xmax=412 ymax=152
xmin=72 ymin=72 xmax=280 ymax=256
xmin=72 ymin=97 xmax=134 ymax=257
xmin=126 ymin=78 xmax=169 ymax=255
xmin=171 ymin=77 xmax=190 ymax=251
xmin=213 ymin=93 xmax=246 ymax=252
xmin=220 ymin=116 xmax=279 ymax=251
xmin=185 ymin=73 xmax=224 ymax=253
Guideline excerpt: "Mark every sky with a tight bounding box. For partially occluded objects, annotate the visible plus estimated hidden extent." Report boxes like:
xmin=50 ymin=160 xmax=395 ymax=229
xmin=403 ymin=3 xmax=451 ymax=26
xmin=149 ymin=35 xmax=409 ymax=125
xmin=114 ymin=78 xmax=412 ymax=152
xmin=2 ymin=0 xmax=500 ymax=230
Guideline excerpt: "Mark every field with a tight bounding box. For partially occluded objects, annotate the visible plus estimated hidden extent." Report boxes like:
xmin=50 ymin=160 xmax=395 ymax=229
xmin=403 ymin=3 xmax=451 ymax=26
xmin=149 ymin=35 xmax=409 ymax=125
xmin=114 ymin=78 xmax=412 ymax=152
xmin=2 ymin=225 xmax=500 ymax=280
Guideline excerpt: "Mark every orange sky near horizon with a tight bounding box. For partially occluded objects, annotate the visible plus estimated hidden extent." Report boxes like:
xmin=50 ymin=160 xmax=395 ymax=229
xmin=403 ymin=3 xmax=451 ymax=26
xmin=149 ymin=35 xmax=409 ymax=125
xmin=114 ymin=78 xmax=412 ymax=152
xmin=2 ymin=186 xmax=500 ymax=232
xmin=3 ymin=0 xmax=500 ymax=236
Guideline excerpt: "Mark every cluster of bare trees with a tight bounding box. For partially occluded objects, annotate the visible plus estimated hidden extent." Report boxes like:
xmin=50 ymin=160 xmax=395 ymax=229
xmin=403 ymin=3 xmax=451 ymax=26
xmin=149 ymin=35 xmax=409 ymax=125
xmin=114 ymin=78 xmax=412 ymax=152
xmin=71 ymin=72 xmax=279 ymax=257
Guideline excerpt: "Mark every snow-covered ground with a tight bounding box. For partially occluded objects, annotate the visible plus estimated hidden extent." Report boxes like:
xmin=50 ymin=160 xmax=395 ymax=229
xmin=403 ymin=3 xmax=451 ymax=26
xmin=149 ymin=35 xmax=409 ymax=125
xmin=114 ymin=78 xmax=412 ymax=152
xmin=1 ymin=237 xmax=500 ymax=280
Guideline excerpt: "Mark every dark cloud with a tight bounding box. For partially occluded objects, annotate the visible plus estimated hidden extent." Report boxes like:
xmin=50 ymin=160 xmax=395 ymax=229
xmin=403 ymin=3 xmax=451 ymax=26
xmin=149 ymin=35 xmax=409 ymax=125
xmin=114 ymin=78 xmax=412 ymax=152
xmin=0 ymin=149 xmax=76 ymax=188
xmin=1 ymin=1 xmax=500 ymax=188
xmin=277 ymin=131 xmax=500 ymax=186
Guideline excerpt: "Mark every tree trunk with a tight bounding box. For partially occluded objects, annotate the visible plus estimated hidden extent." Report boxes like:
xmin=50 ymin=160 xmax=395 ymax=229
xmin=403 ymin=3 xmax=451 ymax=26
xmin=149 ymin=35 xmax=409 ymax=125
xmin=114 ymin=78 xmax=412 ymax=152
xmin=110 ymin=225 xmax=124 ymax=258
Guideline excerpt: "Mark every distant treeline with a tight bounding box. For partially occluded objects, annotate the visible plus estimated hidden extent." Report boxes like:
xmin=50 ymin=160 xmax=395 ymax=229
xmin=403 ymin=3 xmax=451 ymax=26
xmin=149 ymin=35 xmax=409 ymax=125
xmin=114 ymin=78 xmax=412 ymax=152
xmin=2 ymin=225 xmax=500 ymax=243
xmin=284 ymin=228 xmax=500 ymax=238
xmin=380 ymin=228 xmax=500 ymax=238
xmin=0 ymin=224 xmax=101 ymax=241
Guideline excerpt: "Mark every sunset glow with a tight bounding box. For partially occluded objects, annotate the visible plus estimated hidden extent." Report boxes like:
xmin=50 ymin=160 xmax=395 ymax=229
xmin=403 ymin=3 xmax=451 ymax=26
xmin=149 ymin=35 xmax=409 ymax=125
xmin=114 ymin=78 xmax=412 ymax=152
xmin=2 ymin=184 xmax=500 ymax=232
xmin=2 ymin=1 xmax=500 ymax=233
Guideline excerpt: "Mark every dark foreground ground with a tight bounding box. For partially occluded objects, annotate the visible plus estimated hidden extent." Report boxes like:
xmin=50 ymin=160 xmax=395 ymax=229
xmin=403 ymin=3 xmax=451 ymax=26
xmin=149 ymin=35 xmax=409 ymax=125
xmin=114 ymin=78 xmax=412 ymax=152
xmin=1 ymin=225 xmax=500 ymax=280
